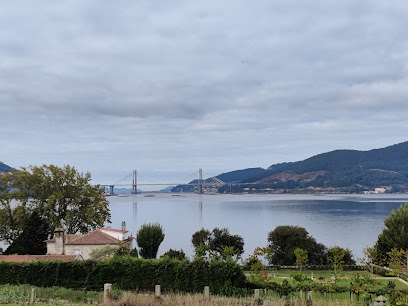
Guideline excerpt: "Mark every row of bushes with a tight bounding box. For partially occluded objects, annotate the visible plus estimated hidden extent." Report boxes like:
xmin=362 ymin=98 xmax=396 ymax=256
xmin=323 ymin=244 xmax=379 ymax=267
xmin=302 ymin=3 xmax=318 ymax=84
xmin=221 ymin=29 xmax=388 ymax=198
xmin=264 ymin=265 xmax=364 ymax=271
xmin=247 ymin=279 xmax=403 ymax=299
xmin=0 ymin=257 xmax=246 ymax=295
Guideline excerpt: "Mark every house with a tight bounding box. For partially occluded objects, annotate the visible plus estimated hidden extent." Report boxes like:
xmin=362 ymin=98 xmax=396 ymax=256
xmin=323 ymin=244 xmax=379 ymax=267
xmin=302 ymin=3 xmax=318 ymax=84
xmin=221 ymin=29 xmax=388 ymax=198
xmin=45 ymin=221 xmax=133 ymax=260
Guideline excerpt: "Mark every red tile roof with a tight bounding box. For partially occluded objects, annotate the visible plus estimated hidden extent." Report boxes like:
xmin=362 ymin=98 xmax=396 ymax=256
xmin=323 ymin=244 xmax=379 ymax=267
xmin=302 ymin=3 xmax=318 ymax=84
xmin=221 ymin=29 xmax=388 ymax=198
xmin=0 ymin=255 xmax=76 ymax=263
xmin=66 ymin=230 xmax=119 ymax=245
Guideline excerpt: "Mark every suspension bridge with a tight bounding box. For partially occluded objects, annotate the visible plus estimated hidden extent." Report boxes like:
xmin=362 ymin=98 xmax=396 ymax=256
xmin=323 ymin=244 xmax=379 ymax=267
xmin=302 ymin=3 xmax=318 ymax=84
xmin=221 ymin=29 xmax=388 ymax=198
xmin=99 ymin=169 xmax=227 ymax=195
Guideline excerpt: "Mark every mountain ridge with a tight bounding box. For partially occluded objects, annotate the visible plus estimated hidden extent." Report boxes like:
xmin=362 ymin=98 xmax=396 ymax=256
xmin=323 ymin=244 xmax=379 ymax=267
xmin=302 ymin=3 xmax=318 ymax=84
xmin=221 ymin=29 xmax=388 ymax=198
xmin=235 ymin=141 xmax=408 ymax=193
xmin=0 ymin=161 xmax=13 ymax=173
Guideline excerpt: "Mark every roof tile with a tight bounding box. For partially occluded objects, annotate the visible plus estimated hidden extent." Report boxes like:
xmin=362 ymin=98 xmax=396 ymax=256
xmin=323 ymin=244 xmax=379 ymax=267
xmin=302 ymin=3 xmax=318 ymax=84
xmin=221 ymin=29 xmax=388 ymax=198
xmin=67 ymin=230 xmax=119 ymax=245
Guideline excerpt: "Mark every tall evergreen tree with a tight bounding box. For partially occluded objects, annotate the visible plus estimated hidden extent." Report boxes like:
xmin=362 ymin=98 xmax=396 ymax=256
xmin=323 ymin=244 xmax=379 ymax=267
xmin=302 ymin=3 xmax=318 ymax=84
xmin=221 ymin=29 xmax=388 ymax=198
xmin=375 ymin=203 xmax=408 ymax=262
xmin=136 ymin=223 xmax=165 ymax=259
xmin=5 ymin=211 xmax=48 ymax=255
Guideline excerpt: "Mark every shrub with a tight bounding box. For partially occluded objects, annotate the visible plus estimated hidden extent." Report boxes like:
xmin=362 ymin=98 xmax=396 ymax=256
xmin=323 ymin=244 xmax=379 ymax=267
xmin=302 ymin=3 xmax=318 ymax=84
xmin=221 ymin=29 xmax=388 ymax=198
xmin=162 ymin=249 xmax=185 ymax=260
xmin=192 ymin=227 xmax=244 ymax=260
xmin=136 ymin=223 xmax=165 ymax=259
xmin=0 ymin=256 xmax=247 ymax=295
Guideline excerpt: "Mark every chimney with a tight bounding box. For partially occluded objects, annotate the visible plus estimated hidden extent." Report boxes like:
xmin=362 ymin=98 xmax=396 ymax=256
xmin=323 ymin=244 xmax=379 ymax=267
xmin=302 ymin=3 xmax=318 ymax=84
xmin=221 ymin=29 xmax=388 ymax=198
xmin=54 ymin=227 xmax=65 ymax=255
xmin=121 ymin=221 xmax=126 ymax=232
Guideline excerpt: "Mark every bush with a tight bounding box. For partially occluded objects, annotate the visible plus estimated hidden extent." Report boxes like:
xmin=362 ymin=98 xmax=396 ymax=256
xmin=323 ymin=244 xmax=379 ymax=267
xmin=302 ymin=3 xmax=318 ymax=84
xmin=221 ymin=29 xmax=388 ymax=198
xmin=162 ymin=249 xmax=185 ymax=260
xmin=192 ymin=227 xmax=244 ymax=260
xmin=0 ymin=256 xmax=247 ymax=295
xmin=136 ymin=223 xmax=165 ymax=259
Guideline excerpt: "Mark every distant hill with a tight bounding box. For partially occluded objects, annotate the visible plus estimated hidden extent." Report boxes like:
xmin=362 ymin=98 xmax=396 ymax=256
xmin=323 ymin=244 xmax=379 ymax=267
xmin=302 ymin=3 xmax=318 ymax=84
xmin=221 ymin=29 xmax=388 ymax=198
xmin=161 ymin=186 xmax=175 ymax=192
xmin=0 ymin=161 xmax=13 ymax=173
xmin=235 ymin=141 xmax=408 ymax=193
xmin=172 ymin=168 xmax=266 ymax=192
xmin=216 ymin=168 xmax=266 ymax=183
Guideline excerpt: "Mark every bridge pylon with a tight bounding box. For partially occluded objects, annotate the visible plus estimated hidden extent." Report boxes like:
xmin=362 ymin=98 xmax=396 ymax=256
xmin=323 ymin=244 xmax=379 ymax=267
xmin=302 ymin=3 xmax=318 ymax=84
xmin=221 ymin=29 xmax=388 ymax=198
xmin=132 ymin=170 xmax=138 ymax=194
xmin=197 ymin=168 xmax=203 ymax=194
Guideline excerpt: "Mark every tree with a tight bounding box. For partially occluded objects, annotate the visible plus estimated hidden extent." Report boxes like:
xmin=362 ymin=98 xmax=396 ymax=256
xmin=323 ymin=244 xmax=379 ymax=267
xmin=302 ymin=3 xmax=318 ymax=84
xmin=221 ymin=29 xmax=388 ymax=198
xmin=90 ymin=245 xmax=117 ymax=259
xmin=359 ymin=247 xmax=377 ymax=289
xmin=162 ymin=249 xmax=185 ymax=260
xmin=328 ymin=247 xmax=346 ymax=284
xmin=191 ymin=228 xmax=211 ymax=250
xmin=267 ymin=225 xmax=327 ymax=265
xmin=247 ymin=247 xmax=270 ymax=283
xmin=191 ymin=227 xmax=244 ymax=260
xmin=0 ymin=164 xmax=111 ymax=244
xmin=4 ymin=211 xmax=48 ymax=255
xmin=114 ymin=241 xmax=138 ymax=258
xmin=374 ymin=203 xmax=408 ymax=262
xmin=387 ymin=248 xmax=406 ymax=275
xmin=136 ymin=223 xmax=165 ymax=259
xmin=294 ymin=248 xmax=308 ymax=270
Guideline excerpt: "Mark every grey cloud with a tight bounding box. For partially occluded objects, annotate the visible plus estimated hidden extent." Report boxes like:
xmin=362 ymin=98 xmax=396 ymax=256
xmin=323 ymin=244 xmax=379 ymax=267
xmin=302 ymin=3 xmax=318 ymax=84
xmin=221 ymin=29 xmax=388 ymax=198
xmin=1 ymin=1 xmax=408 ymax=182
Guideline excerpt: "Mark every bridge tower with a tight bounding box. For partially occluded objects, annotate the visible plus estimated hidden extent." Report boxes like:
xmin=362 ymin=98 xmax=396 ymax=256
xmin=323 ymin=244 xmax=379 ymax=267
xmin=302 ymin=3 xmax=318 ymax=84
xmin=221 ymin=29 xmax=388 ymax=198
xmin=197 ymin=168 xmax=203 ymax=194
xmin=132 ymin=170 xmax=138 ymax=194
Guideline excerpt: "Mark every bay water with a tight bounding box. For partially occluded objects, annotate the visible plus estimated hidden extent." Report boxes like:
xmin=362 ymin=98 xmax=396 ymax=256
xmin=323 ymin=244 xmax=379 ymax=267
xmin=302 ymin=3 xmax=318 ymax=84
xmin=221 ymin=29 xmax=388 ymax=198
xmin=108 ymin=193 xmax=408 ymax=261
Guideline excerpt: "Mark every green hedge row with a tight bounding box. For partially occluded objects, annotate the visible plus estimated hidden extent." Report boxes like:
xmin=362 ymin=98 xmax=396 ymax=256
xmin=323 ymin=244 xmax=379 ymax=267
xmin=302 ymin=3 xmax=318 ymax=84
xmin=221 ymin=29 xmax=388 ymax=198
xmin=0 ymin=257 xmax=247 ymax=294
xmin=264 ymin=265 xmax=363 ymax=271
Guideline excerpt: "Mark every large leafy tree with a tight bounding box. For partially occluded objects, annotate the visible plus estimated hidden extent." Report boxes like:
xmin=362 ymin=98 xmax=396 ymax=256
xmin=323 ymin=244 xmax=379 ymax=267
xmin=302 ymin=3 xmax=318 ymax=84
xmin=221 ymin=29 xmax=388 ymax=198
xmin=267 ymin=225 xmax=327 ymax=265
xmin=0 ymin=164 xmax=110 ymax=245
xmin=192 ymin=227 xmax=244 ymax=260
xmin=374 ymin=203 xmax=408 ymax=263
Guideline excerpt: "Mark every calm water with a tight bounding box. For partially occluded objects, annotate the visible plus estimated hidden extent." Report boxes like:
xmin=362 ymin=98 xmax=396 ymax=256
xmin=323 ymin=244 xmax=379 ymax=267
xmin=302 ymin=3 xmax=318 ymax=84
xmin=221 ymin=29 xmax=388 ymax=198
xmin=107 ymin=193 xmax=408 ymax=261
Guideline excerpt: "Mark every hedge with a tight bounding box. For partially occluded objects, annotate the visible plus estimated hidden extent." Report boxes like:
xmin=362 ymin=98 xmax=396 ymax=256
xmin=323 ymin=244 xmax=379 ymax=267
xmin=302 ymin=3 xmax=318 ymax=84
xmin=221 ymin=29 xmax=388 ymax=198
xmin=0 ymin=257 xmax=247 ymax=294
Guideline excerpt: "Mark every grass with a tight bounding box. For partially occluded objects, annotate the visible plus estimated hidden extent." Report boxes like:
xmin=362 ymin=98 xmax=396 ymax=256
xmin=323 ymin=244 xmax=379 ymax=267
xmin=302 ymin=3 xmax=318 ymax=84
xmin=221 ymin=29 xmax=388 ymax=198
xmin=0 ymin=284 xmax=101 ymax=304
xmin=0 ymin=285 xmax=357 ymax=305
xmin=1 ymin=283 xmax=406 ymax=305
xmin=0 ymin=284 xmax=368 ymax=305
xmin=105 ymin=292 xmax=355 ymax=305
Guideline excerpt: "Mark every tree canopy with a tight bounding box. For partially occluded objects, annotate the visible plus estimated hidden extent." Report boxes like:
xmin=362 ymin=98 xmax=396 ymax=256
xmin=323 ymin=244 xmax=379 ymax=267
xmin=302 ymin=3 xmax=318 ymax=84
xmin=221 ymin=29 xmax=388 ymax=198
xmin=374 ymin=203 xmax=408 ymax=262
xmin=267 ymin=225 xmax=327 ymax=265
xmin=136 ymin=223 xmax=165 ymax=259
xmin=4 ymin=211 xmax=48 ymax=255
xmin=192 ymin=227 xmax=244 ymax=260
xmin=0 ymin=164 xmax=110 ymax=246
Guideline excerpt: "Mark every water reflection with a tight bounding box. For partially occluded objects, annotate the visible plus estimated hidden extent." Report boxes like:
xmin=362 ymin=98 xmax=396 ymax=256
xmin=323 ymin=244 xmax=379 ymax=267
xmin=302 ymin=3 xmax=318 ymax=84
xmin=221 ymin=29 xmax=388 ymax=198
xmin=132 ymin=202 xmax=137 ymax=228
xmin=198 ymin=201 xmax=202 ymax=228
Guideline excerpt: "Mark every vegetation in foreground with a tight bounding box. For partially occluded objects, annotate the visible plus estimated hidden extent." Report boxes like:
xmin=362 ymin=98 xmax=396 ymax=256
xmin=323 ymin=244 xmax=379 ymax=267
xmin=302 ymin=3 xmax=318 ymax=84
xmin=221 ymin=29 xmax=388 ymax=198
xmin=105 ymin=291 xmax=356 ymax=306
xmin=0 ymin=284 xmax=357 ymax=305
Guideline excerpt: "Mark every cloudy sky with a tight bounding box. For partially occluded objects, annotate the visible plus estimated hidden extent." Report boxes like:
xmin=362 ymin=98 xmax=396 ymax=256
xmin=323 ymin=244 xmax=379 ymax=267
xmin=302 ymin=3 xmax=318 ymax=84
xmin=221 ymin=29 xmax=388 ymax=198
xmin=1 ymin=1 xmax=408 ymax=187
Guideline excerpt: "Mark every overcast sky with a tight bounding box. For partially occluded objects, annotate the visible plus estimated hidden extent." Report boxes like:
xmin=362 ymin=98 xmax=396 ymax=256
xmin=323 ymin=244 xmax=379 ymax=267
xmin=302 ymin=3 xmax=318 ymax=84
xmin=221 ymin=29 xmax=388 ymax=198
xmin=1 ymin=1 xmax=408 ymax=187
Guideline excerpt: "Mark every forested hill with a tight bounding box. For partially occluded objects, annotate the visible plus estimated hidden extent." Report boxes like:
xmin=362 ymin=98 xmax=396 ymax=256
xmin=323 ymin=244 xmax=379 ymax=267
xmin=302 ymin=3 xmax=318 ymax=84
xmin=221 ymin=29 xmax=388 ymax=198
xmin=236 ymin=141 xmax=408 ymax=193
xmin=216 ymin=168 xmax=266 ymax=183
xmin=171 ymin=167 xmax=265 ymax=192
xmin=0 ymin=161 xmax=13 ymax=173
